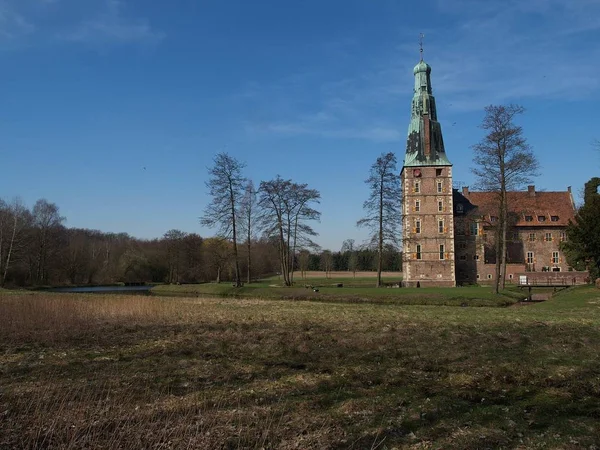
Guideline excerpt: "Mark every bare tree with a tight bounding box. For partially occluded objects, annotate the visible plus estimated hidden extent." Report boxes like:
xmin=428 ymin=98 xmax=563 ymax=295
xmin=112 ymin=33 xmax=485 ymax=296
xmin=320 ymin=250 xmax=333 ymax=279
xmin=238 ymin=180 xmax=257 ymax=284
xmin=0 ymin=198 xmax=30 ymax=286
xmin=201 ymin=153 xmax=246 ymax=287
xmin=257 ymin=176 xmax=321 ymax=286
xmin=298 ymin=249 xmax=310 ymax=280
xmin=471 ymin=104 xmax=539 ymax=293
xmin=32 ymin=199 xmax=65 ymax=284
xmin=163 ymin=229 xmax=187 ymax=284
xmin=357 ymin=152 xmax=402 ymax=287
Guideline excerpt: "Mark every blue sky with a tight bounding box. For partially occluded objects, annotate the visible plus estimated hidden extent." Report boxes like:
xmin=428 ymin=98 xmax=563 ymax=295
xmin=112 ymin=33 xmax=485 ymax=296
xmin=1 ymin=0 xmax=599 ymax=251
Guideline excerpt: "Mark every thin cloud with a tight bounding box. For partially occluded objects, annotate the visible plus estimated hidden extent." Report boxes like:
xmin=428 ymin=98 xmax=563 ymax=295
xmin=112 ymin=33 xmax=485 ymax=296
xmin=63 ymin=0 xmax=164 ymax=44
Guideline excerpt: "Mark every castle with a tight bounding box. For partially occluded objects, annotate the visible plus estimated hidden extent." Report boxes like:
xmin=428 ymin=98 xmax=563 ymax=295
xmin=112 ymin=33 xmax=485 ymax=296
xmin=400 ymin=56 xmax=578 ymax=287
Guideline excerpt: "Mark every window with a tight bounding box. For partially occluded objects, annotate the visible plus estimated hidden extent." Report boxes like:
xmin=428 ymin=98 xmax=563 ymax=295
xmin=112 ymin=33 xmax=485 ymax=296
xmin=508 ymin=274 xmax=513 ymax=280
xmin=552 ymin=251 xmax=559 ymax=264
xmin=527 ymin=251 xmax=534 ymax=264
xmin=416 ymin=244 xmax=422 ymax=260
xmin=414 ymin=181 xmax=420 ymax=193
xmin=560 ymin=232 xmax=566 ymax=242
xmin=459 ymin=255 xmax=467 ymax=261
xmin=525 ymin=215 xmax=533 ymax=222
xmin=529 ymin=233 xmax=536 ymax=242
xmin=438 ymin=219 xmax=444 ymax=233
xmin=538 ymin=215 xmax=546 ymax=222
xmin=437 ymin=181 xmax=443 ymax=193
xmin=436 ymin=168 xmax=443 ymax=177
xmin=458 ymin=242 xmax=466 ymax=250
xmin=513 ymin=232 xmax=520 ymax=240
xmin=545 ymin=233 xmax=552 ymax=242
xmin=487 ymin=274 xmax=492 ymax=279
xmin=551 ymin=216 xmax=559 ymax=222
xmin=490 ymin=216 xmax=498 ymax=223
xmin=415 ymin=220 xmax=421 ymax=234
xmin=439 ymin=244 xmax=445 ymax=260
xmin=476 ymin=274 xmax=480 ymax=280
xmin=470 ymin=222 xmax=479 ymax=236
xmin=438 ymin=201 xmax=443 ymax=212
xmin=415 ymin=200 xmax=420 ymax=212
xmin=456 ymin=203 xmax=464 ymax=213
xmin=474 ymin=254 xmax=480 ymax=261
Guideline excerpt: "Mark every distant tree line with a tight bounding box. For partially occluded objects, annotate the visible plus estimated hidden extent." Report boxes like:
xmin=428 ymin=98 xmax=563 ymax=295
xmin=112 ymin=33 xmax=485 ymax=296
xmin=0 ymin=198 xmax=401 ymax=288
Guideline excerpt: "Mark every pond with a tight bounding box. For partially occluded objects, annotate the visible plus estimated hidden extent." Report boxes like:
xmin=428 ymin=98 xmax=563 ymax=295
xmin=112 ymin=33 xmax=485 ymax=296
xmin=48 ymin=285 xmax=154 ymax=294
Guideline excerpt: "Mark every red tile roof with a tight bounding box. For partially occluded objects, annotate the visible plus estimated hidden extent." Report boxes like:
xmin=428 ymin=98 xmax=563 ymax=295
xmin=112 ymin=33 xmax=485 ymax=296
xmin=462 ymin=190 xmax=575 ymax=227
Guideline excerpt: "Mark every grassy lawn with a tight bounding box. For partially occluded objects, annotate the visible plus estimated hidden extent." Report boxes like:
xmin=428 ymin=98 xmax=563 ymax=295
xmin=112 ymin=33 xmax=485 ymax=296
xmin=2 ymin=286 xmax=600 ymax=448
xmin=152 ymin=279 xmax=524 ymax=307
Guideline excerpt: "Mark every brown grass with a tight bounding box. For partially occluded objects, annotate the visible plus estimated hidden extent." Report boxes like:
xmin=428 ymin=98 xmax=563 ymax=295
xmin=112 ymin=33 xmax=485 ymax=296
xmin=2 ymin=290 xmax=600 ymax=449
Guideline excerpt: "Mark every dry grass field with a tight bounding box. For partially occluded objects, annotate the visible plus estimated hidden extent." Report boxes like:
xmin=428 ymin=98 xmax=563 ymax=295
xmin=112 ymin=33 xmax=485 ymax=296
xmin=2 ymin=289 xmax=600 ymax=449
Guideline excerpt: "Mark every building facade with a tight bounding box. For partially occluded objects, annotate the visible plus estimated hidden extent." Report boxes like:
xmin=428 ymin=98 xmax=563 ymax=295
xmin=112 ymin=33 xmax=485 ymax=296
xmin=401 ymin=57 xmax=579 ymax=286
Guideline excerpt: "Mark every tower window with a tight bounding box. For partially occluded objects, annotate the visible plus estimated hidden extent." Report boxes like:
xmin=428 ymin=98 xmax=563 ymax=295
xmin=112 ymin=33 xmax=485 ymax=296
xmin=416 ymin=244 xmax=422 ymax=260
xmin=414 ymin=181 xmax=420 ymax=193
xmin=439 ymin=244 xmax=445 ymax=260
xmin=415 ymin=220 xmax=421 ymax=234
xmin=438 ymin=219 xmax=444 ymax=233
xmin=436 ymin=168 xmax=443 ymax=177
xmin=437 ymin=182 xmax=443 ymax=193
xmin=438 ymin=201 xmax=443 ymax=212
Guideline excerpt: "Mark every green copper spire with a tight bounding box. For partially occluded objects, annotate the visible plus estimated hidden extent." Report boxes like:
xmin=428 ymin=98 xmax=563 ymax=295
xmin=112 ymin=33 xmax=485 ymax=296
xmin=404 ymin=56 xmax=451 ymax=167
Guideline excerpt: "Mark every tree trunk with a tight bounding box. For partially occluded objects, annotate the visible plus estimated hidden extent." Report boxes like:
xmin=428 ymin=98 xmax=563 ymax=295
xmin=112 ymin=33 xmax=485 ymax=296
xmin=500 ymin=192 xmax=508 ymax=290
xmin=1 ymin=214 xmax=17 ymax=286
xmin=377 ymin=178 xmax=384 ymax=288
xmin=494 ymin=225 xmax=502 ymax=294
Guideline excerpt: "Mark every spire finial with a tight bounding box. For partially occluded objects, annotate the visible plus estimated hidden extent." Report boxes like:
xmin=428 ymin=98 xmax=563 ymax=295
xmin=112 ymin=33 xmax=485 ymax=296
xmin=419 ymin=33 xmax=425 ymax=61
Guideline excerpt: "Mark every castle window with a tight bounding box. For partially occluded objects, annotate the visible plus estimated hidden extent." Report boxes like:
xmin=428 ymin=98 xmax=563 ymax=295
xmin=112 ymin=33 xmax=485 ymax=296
xmin=560 ymin=232 xmax=566 ymax=242
xmin=490 ymin=216 xmax=498 ymax=223
xmin=525 ymin=215 xmax=533 ymax=222
xmin=438 ymin=201 xmax=443 ymax=212
xmin=545 ymin=232 xmax=552 ymax=242
xmin=458 ymin=242 xmax=466 ymax=250
xmin=470 ymin=222 xmax=479 ymax=236
xmin=551 ymin=215 xmax=559 ymax=222
xmin=415 ymin=200 xmax=420 ymax=212
xmin=474 ymin=254 xmax=480 ymax=261
xmin=476 ymin=274 xmax=480 ymax=280
xmin=414 ymin=181 xmax=420 ymax=193
xmin=508 ymin=274 xmax=513 ymax=280
xmin=437 ymin=182 xmax=443 ymax=193
xmin=438 ymin=219 xmax=444 ymax=233
xmin=436 ymin=168 xmax=443 ymax=177
xmin=529 ymin=233 xmax=536 ymax=242
xmin=487 ymin=274 xmax=492 ymax=279
xmin=538 ymin=215 xmax=546 ymax=222
xmin=439 ymin=244 xmax=445 ymax=260
xmin=527 ymin=252 xmax=534 ymax=264
xmin=552 ymin=251 xmax=559 ymax=264
xmin=460 ymin=255 xmax=467 ymax=261
xmin=416 ymin=244 xmax=422 ymax=260
xmin=456 ymin=203 xmax=464 ymax=213
xmin=415 ymin=220 xmax=421 ymax=234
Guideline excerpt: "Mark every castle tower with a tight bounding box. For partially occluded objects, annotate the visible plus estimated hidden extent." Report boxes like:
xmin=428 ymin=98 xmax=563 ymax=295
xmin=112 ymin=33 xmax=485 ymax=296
xmin=401 ymin=56 xmax=455 ymax=287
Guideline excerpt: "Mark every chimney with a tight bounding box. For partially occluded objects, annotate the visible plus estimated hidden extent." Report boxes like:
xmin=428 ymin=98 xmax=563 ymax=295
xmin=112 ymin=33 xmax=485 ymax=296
xmin=567 ymin=186 xmax=572 ymax=193
xmin=528 ymin=185 xmax=535 ymax=197
xmin=462 ymin=186 xmax=469 ymax=196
